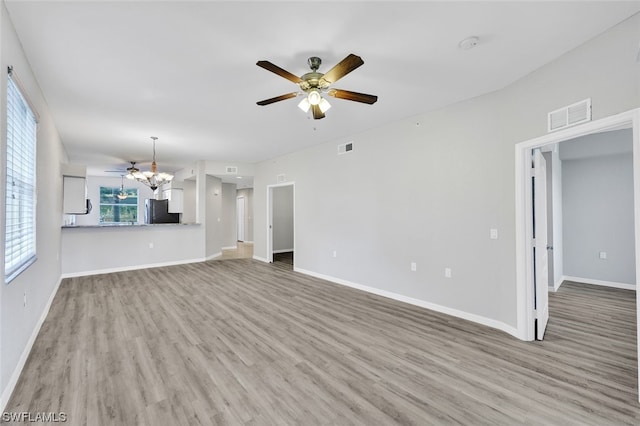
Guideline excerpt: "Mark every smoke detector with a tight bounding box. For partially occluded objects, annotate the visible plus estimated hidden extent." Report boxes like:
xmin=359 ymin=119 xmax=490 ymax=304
xmin=459 ymin=36 xmax=479 ymax=50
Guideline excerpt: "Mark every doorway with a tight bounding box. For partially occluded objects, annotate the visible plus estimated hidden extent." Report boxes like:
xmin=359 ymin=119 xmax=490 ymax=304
xmin=267 ymin=182 xmax=295 ymax=268
xmin=515 ymin=108 xmax=640 ymax=398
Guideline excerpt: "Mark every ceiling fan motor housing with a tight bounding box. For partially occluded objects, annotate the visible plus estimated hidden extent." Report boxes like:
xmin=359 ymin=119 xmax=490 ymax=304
xmin=307 ymin=56 xmax=321 ymax=71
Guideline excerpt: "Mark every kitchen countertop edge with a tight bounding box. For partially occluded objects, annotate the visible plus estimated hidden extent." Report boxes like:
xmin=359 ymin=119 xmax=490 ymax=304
xmin=62 ymin=223 xmax=201 ymax=229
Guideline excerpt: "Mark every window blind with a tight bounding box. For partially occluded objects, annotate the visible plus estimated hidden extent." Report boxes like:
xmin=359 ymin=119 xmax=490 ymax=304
xmin=5 ymin=73 xmax=37 ymax=283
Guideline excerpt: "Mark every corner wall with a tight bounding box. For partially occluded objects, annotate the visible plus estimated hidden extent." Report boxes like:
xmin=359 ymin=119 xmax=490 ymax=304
xmin=0 ymin=2 xmax=69 ymax=408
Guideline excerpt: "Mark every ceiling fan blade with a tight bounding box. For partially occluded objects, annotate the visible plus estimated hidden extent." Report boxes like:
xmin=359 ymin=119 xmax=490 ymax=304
xmin=256 ymin=92 xmax=299 ymax=106
xmin=328 ymin=89 xmax=378 ymax=104
xmin=320 ymin=54 xmax=364 ymax=85
xmin=256 ymin=61 xmax=303 ymax=84
xmin=311 ymin=104 xmax=325 ymax=120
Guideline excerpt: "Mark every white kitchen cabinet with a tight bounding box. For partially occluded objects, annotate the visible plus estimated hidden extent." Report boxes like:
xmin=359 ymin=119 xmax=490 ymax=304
xmin=163 ymin=188 xmax=184 ymax=213
xmin=63 ymin=176 xmax=88 ymax=214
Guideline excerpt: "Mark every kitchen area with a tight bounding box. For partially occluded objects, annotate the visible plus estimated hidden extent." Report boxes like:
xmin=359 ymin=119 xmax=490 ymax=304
xmin=60 ymin=161 xmax=253 ymax=277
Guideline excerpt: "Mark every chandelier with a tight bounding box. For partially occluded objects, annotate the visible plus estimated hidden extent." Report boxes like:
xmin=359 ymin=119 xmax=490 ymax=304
xmin=127 ymin=136 xmax=173 ymax=191
xmin=116 ymin=175 xmax=128 ymax=200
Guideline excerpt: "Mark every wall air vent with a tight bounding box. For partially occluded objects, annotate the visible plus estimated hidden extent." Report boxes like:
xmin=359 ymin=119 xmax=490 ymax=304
xmin=338 ymin=142 xmax=353 ymax=155
xmin=225 ymin=166 xmax=238 ymax=174
xmin=547 ymin=98 xmax=591 ymax=132
xmin=276 ymin=174 xmax=286 ymax=183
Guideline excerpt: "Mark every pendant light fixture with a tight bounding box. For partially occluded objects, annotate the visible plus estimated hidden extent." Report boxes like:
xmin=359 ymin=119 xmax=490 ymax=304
xmin=116 ymin=175 xmax=128 ymax=200
xmin=128 ymin=136 xmax=173 ymax=191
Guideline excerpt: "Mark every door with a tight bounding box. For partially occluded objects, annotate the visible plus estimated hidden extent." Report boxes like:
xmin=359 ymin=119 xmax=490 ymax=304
xmin=542 ymin=151 xmax=555 ymax=289
xmin=237 ymin=196 xmax=245 ymax=242
xmin=533 ymin=149 xmax=549 ymax=340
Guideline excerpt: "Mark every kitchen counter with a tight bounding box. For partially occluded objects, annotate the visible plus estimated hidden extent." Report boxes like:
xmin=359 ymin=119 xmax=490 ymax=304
xmin=61 ymin=222 xmax=207 ymax=276
xmin=62 ymin=223 xmax=200 ymax=229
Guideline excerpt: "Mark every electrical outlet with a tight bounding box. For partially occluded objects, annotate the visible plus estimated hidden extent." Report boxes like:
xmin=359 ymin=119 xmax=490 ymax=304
xmin=410 ymin=262 xmax=417 ymax=272
xmin=333 ymin=250 xmax=337 ymax=258
xmin=149 ymin=242 xmax=154 ymax=249
xmin=490 ymin=229 xmax=498 ymax=240
xmin=599 ymin=251 xmax=607 ymax=259
xmin=23 ymin=291 xmax=26 ymax=307
xmin=445 ymin=268 xmax=452 ymax=278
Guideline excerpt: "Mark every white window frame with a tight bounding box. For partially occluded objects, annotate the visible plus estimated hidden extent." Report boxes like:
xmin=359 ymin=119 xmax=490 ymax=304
xmin=98 ymin=186 xmax=139 ymax=224
xmin=5 ymin=69 xmax=38 ymax=283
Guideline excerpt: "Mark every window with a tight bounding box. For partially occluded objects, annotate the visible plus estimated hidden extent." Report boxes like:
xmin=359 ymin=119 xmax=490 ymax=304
xmin=5 ymin=72 xmax=37 ymax=283
xmin=99 ymin=187 xmax=138 ymax=223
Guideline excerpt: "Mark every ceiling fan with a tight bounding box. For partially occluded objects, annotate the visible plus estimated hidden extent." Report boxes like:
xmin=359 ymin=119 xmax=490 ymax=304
xmin=256 ymin=53 xmax=378 ymax=119
xmin=105 ymin=161 xmax=140 ymax=175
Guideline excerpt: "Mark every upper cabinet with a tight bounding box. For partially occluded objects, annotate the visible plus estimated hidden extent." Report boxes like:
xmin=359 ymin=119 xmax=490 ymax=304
xmin=62 ymin=164 xmax=89 ymax=214
xmin=161 ymin=181 xmax=184 ymax=213
xmin=63 ymin=176 xmax=88 ymax=214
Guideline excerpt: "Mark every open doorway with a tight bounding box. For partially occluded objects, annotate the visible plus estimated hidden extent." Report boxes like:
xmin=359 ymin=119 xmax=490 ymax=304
xmin=515 ymin=108 xmax=640 ymax=398
xmin=267 ymin=182 xmax=295 ymax=269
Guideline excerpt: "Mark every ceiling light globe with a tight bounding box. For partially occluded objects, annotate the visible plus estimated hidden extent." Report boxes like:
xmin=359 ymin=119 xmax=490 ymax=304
xmin=307 ymin=90 xmax=322 ymax=106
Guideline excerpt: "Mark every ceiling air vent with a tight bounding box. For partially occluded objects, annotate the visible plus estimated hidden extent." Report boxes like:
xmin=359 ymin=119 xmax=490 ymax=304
xmin=547 ymin=98 xmax=591 ymax=132
xmin=225 ymin=166 xmax=238 ymax=174
xmin=338 ymin=142 xmax=353 ymax=155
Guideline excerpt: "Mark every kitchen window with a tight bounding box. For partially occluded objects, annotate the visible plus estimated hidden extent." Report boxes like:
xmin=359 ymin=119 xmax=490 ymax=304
xmin=5 ymin=70 xmax=38 ymax=283
xmin=99 ymin=186 xmax=138 ymax=223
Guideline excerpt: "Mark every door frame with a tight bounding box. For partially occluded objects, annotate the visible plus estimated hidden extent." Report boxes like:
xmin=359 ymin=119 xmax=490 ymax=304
xmin=266 ymin=182 xmax=295 ymax=264
xmin=516 ymin=108 xmax=639 ymax=343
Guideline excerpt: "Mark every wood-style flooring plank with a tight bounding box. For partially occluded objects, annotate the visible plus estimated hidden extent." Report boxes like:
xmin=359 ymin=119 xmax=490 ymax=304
xmin=4 ymin=262 xmax=640 ymax=425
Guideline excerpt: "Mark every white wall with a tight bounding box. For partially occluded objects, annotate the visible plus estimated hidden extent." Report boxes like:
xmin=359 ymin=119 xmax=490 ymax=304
xmin=182 ymin=179 xmax=196 ymax=223
xmin=253 ymin=13 xmax=640 ymax=333
xmin=205 ymin=175 xmax=222 ymax=258
xmin=237 ymin=188 xmax=254 ymax=242
xmin=561 ymin=130 xmax=635 ymax=285
xmin=221 ymin=182 xmax=237 ymax=248
xmin=272 ymin=185 xmax=293 ymax=252
xmin=0 ymin=2 xmax=68 ymax=407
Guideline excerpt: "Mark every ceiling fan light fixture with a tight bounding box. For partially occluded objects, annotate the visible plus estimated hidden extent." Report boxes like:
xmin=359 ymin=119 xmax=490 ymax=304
xmin=298 ymin=98 xmax=311 ymax=112
xmin=319 ymin=98 xmax=331 ymax=113
xmin=307 ymin=89 xmax=322 ymax=106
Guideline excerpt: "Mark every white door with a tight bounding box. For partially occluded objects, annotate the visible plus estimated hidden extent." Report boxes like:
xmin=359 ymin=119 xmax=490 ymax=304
xmin=533 ymin=149 xmax=549 ymax=340
xmin=237 ymin=197 xmax=245 ymax=242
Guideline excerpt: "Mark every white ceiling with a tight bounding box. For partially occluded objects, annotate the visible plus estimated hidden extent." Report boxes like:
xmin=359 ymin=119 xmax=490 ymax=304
xmin=5 ymin=1 xmax=640 ymax=178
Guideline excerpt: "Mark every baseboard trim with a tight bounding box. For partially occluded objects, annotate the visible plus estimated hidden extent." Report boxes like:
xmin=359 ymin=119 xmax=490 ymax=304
xmin=1 ymin=276 xmax=63 ymax=412
xmin=253 ymin=255 xmax=269 ymax=263
xmin=60 ymin=256 xmax=211 ymax=279
xmin=205 ymin=252 xmax=222 ymax=261
xmin=294 ymin=267 xmax=520 ymax=340
xmin=272 ymin=249 xmax=293 ymax=254
xmin=549 ymin=277 xmax=564 ymax=292
xmin=562 ymin=275 xmax=636 ymax=291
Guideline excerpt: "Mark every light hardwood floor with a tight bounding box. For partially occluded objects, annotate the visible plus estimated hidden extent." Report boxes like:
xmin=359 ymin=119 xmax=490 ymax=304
xmin=219 ymin=242 xmax=253 ymax=260
xmin=5 ymin=263 xmax=640 ymax=425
